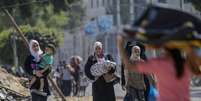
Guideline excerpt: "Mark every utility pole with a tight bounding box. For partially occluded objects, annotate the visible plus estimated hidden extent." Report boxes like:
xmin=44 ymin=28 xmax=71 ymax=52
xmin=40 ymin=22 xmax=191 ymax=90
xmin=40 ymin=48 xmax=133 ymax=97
xmin=116 ymin=0 xmax=121 ymax=27
xmin=130 ymin=0 xmax=134 ymax=23
xmin=11 ymin=33 xmax=18 ymax=68
xmin=82 ymin=33 xmax=86 ymax=61
xmin=105 ymin=32 xmax=109 ymax=54
xmin=150 ymin=0 xmax=153 ymax=4
xmin=180 ymin=0 xmax=184 ymax=10
xmin=73 ymin=34 xmax=76 ymax=55
xmin=3 ymin=9 xmax=29 ymax=48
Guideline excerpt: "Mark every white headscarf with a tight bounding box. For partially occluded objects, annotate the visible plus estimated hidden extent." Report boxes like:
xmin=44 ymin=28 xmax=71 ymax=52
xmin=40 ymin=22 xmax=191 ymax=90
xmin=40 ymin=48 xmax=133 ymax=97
xmin=93 ymin=41 xmax=103 ymax=51
xmin=29 ymin=40 xmax=43 ymax=62
xmin=130 ymin=46 xmax=141 ymax=61
xmin=93 ymin=41 xmax=104 ymax=61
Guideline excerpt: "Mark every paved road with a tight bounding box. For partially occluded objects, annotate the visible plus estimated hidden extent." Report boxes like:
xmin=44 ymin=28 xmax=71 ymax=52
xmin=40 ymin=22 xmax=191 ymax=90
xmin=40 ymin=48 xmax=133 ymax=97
xmin=191 ymin=87 xmax=201 ymax=101
xmin=48 ymin=84 xmax=201 ymax=101
xmin=85 ymin=83 xmax=126 ymax=97
xmin=86 ymin=83 xmax=201 ymax=100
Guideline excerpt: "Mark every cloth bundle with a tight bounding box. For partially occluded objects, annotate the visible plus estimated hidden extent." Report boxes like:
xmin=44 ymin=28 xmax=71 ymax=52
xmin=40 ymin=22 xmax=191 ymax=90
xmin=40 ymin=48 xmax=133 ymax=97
xmin=90 ymin=60 xmax=116 ymax=76
xmin=90 ymin=60 xmax=118 ymax=82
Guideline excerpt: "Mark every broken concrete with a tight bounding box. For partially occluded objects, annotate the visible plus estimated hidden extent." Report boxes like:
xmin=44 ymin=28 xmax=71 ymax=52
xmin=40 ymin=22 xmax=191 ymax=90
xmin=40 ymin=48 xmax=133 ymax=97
xmin=0 ymin=67 xmax=30 ymax=100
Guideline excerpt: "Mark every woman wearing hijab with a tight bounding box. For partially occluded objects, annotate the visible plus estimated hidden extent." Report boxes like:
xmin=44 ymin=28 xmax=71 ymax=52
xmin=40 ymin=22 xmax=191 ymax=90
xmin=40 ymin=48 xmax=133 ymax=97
xmin=121 ymin=42 xmax=156 ymax=101
xmin=117 ymin=36 xmax=192 ymax=101
xmin=62 ymin=56 xmax=82 ymax=96
xmin=84 ymin=41 xmax=117 ymax=101
xmin=24 ymin=40 xmax=51 ymax=101
xmin=24 ymin=40 xmax=43 ymax=76
xmin=122 ymin=45 xmax=146 ymax=101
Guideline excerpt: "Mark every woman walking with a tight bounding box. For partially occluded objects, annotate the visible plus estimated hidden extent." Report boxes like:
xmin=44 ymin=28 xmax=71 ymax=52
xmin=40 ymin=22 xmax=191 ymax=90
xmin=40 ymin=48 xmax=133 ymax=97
xmin=85 ymin=41 xmax=117 ymax=101
xmin=117 ymin=36 xmax=192 ymax=101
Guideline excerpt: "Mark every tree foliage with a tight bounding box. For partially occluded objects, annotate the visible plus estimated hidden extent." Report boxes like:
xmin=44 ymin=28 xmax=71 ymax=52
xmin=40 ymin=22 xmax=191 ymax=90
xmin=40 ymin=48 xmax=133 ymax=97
xmin=189 ymin=0 xmax=201 ymax=11
xmin=0 ymin=25 xmax=63 ymax=66
xmin=0 ymin=0 xmax=84 ymax=66
xmin=0 ymin=0 xmax=82 ymax=31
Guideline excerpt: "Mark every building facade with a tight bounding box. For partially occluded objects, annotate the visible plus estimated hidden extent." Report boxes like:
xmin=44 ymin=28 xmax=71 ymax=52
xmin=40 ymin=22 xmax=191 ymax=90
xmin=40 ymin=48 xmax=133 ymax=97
xmin=55 ymin=0 xmax=201 ymax=67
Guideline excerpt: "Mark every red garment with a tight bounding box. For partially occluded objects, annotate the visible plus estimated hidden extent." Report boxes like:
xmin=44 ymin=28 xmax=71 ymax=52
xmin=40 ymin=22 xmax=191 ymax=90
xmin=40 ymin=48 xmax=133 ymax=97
xmin=136 ymin=57 xmax=191 ymax=101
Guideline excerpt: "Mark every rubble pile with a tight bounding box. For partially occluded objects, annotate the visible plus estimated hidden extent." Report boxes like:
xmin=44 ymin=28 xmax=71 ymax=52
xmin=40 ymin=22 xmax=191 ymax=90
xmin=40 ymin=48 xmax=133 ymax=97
xmin=0 ymin=67 xmax=30 ymax=101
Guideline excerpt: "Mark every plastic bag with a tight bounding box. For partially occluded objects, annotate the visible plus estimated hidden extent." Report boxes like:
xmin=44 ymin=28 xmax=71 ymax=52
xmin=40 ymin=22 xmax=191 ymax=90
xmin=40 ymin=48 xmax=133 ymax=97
xmin=148 ymin=85 xmax=159 ymax=101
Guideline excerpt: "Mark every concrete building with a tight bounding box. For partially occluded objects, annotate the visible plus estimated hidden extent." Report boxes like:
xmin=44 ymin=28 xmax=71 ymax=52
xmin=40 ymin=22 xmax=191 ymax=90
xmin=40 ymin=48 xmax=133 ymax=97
xmin=54 ymin=0 xmax=201 ymax=67
xmin=83 ymin=0 xmax=200 ymax=28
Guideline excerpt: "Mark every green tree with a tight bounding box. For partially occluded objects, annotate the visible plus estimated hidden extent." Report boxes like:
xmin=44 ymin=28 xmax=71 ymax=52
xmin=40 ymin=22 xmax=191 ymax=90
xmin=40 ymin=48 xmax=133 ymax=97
xmin=189 ymin=0 xmax=201 ymax=11
xmin=0 ymin=0 xmax=85 ymax=66
xmin=0 ymin=0 xmax=82 ymax=31
xmin=0 ymin=25 xmax=63 ymax=66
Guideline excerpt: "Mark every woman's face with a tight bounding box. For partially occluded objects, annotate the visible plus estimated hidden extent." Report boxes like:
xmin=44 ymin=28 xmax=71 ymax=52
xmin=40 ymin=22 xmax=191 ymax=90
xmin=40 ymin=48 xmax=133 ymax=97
xmin=32 ymin=42 xmax=39 ymax=52
xmin=131 ymin=46 xmax=141 ymax=57
xmin=95 ymin=46 xmax=102 ymax=55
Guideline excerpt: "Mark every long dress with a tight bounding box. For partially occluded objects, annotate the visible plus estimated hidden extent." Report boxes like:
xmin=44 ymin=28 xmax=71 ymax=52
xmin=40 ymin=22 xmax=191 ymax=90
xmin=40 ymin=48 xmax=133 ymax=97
xmin=24 ymin=55 xmax=51 ymax=98
xmin=84 ymin=54 xmax=116 ymax=101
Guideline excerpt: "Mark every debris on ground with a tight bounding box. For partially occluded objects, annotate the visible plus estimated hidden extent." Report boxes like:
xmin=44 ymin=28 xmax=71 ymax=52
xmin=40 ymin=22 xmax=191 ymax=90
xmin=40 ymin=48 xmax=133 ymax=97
xmin=0 ymin=67 xmax=30 ymax=101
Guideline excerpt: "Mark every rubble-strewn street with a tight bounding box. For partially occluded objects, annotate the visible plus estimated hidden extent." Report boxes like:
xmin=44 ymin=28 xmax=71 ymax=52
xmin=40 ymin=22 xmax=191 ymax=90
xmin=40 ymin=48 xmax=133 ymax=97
xmin=0 ymin=0 xmax=201 ymax=101
xmin=48 ymin=96 xmax=124 ymax=101
xmin=0 ymin=67 xmax=30 ymax=101
xmin=0 ymin=66 xmax=200 ymax=101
